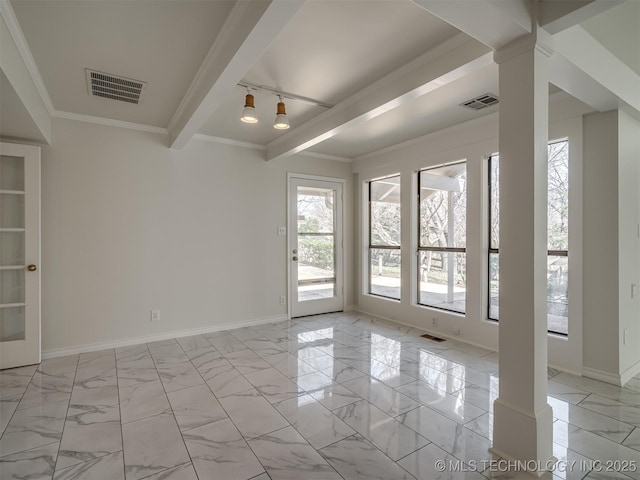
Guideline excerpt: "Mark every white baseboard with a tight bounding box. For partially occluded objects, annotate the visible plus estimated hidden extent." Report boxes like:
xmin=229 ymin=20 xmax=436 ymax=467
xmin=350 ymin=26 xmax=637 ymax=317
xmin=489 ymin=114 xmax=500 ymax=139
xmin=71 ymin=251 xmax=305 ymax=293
xmin=353 ymin=308 xmax=581 ymax=378
xmin=620 ymin=358 xmax=640 ymax=386
xmin=582 ymin=366 xmax=623 ymax=386
xmin=41 ymin=314 xmax=288 ymax=360
xmin=354 ymin=307 xmax=499 ymax=354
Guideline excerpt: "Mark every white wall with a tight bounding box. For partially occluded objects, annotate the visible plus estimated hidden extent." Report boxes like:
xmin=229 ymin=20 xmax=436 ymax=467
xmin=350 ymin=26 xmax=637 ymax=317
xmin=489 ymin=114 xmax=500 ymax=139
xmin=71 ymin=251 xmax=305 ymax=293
xmin=41 ymin=117 xmax=353 ymax=354
xmin=583 ymin=111 xmax=620 ymax=376
xmin=352 ymin=95 xmax=588 ymax=373
xmin=618 ymin=109 xmax=640 ymax=378
xmin=582 ymin=109 xmax=640 ymax=383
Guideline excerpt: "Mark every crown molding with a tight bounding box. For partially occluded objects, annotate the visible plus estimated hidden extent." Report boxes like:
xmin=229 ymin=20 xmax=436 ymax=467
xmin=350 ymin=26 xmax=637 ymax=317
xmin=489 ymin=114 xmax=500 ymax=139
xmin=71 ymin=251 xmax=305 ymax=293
xmin=0 ymin=0 xmax=54 ymax=114
xmin=192 ymin=133 xmax=265 ymax=151
xmin=297 ymin=150 xmax=352 ymax=163
xmin=52 ymin=110 xmax=168 ymax=135
xmin=192 ymin=134 xmax=352 ymax=161
xmin=493 ymin=28 xmax=554 ymax=65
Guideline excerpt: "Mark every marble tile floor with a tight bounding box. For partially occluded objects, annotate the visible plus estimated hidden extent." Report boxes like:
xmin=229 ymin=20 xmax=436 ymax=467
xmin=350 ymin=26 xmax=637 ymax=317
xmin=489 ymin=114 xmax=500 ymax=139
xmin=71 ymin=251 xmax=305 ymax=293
xmin=2 ymin=311 xmax=640 ymax=480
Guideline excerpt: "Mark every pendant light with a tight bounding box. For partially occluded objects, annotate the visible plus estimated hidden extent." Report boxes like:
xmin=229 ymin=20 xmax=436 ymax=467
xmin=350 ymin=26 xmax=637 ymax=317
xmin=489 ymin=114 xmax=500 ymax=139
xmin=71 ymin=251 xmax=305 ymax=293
xmin=274 ymin=95 xmax=290 ymax=130
xmin=240 ymin=88 xmax=258 ymax=124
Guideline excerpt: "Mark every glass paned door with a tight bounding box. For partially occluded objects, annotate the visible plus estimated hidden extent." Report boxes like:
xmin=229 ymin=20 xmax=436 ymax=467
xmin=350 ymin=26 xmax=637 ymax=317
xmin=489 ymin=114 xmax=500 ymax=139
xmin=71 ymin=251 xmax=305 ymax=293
xmin=0 ymin=143 xmax=41 ymax=369
xmin=289 ymin=176 xmax=343 ymax=318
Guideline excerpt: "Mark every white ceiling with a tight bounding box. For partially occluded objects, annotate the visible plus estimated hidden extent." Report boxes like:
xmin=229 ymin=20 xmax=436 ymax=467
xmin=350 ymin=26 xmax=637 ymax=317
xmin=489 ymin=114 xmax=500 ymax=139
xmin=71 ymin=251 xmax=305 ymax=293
xmin=198 ymin=0 xmax=460 ymax=145
xmin=581 ymin=1 xmax=640 ymax=76
xmin=1 ymin=0 xmax=637 ymax=159
xmin=10 ymin=0 xmax=235 ymax=127
xmin=308 ymin=63 xmax=500 ymax=158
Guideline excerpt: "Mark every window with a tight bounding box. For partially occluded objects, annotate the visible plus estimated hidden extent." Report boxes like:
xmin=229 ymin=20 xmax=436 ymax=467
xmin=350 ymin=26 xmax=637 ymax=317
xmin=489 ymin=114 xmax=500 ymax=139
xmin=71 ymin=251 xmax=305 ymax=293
xmin=368 ymin=176 xmax=401 ymax=300
xmin=418 ymin=162 xmax=467 ymax=314
xmin=488 ymin=140 xmax=569 ymax=335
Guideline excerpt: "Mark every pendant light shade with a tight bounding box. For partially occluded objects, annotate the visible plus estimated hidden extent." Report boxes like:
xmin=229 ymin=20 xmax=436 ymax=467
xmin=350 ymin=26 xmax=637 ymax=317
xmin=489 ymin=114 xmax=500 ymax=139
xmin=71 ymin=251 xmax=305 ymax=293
xmin=240 ymin=93 xmax=258 ymax=124
xmin=274 ymin=97 xmax=290 ymax=130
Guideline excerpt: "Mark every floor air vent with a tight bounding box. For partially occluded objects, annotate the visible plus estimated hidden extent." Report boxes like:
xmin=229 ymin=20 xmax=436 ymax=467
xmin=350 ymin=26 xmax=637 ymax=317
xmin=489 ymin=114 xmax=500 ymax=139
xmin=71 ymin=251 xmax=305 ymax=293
xmin=86 ymin=69 xmax=147 ymax=105
xmin=460 ymin=93 xmax=499 ymax=110
xmin=421 ymin=333 xmax=446 ymax=342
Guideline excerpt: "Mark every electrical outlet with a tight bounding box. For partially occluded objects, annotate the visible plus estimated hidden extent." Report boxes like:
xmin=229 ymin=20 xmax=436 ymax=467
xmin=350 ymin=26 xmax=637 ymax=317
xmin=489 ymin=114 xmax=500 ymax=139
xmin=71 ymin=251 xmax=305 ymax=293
xmin=277 ymin=226 xmax=286 ymax=236
xmin=280 ymin=295 xmax=286 ymax=305
xmin=432 ymin=318 xmax=438 ymax=327
xmin=150 ymin=309 xmax=160 ymax=322
xmin=632 ymin=284 xmax=637 ymax=299
xmin=453 ymin=328 xmax=461 ymax=336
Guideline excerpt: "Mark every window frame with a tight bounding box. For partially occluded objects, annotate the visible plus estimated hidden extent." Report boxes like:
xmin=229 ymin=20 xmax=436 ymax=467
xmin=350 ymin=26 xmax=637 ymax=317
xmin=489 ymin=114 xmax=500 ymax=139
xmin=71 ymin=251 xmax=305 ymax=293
xmin=416 ymin=161 xmax=467 ymax=315
xmin=487 ymin=140 xmax=569 ymax=336
xmin=368 ymin=176 xmax=401 ymax=301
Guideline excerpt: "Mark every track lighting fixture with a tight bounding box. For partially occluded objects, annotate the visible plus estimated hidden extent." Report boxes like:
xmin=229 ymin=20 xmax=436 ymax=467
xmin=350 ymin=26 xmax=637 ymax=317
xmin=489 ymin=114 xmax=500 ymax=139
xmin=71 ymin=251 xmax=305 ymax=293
xmin=240 ymin=88 xmax=258 ymax=124
xmin=238 ymin=82 xmax=332 ymax=130
xmin=274 ymin=96 xmax=290 ymax=130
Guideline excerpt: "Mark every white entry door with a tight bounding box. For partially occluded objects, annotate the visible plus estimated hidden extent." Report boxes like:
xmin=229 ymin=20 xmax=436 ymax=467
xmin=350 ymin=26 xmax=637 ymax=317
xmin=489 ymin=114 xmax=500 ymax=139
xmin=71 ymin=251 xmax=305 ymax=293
xmin=0 ymin=142 xmax=41 ymax=370
xmin=289 ymin=175 xmax=344 ymax=318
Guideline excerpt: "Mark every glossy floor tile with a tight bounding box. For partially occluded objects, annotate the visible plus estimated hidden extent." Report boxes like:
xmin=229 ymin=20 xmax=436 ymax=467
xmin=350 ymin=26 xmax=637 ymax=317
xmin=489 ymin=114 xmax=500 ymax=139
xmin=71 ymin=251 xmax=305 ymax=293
xmin=248 ymin=426 xmax=342 ymax=479
xmin=4 ymin=311 xmax=640 ymax=479
xmin=274 ymin=394 xmax=355 ymax=449
xmin=183 ymin=417 xmax=264 ymax=479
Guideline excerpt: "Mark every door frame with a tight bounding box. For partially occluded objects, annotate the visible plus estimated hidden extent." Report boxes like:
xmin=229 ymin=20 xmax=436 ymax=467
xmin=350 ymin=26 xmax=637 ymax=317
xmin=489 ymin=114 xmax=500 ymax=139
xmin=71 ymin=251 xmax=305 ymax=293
xmin=287 ymin=173 xmax=346 ymax=319
xmin=0 ymin=142 xmax=41 ymax=369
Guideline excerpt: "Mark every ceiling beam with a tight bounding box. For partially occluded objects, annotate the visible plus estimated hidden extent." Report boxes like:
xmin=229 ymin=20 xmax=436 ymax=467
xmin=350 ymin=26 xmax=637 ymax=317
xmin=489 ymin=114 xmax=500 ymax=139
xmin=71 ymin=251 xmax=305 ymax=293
xmin=410 ymin=0 xmax=532 ymax=50
xmin=548 ymin=54 xmax=618 ymax=112
xmin=168 ymin=0 xmax=304 ymax=149
xmin=539 ymin=0 xmax=624 ymax=35
xmin=265 ymin=34 xmax=492 ymax=162
xmin=0 ymin=0 xmax=52 ymax=144
xmin=552 ymin=25 xmax=640 ymax=112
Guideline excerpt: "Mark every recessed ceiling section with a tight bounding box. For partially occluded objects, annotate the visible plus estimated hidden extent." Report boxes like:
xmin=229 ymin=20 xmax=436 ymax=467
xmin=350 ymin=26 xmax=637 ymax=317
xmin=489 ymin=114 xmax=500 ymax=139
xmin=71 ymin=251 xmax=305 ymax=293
xmin=307 ymin=63 xmax=501 ymax=159
xmin=242 ymin=0 xmax=460 ymax=106
xmin=199 ymin=0 xmax=462 ymax=144
xmin=10 ymin=0 xmax=236 ymax=127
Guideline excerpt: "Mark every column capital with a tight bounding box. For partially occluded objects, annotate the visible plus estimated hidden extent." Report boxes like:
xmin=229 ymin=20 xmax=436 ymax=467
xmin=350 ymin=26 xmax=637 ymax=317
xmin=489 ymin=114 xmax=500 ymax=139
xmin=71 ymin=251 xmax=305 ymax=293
xmin=493 ymin=29 xmax=554 ymax=65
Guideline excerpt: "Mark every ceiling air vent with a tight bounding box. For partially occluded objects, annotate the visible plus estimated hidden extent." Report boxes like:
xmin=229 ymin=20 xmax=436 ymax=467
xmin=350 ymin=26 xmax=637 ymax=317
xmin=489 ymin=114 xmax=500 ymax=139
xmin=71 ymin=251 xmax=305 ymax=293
xmin=85 ymin=69 xmax=147 ymax=105
xmin=460 ymin=93 xmax=499 ymax=110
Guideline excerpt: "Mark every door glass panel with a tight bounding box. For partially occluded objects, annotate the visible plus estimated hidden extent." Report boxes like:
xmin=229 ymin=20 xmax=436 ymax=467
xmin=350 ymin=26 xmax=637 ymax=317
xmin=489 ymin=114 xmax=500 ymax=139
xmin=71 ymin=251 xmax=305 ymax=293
xmin=1 ymin=270 xmax=25 ymax=304
xmin=0 ymin=154 xmax=26 ymax=346
xmin=0 ymin=155 xmax=25 ymax=191
xmin=297 ymin=187 xmax=336 ymax=302
xmin=0 ymin=194 xmax=25 ymax=229
xmin=1 ymin=232 xmax=25 ymax=265
xmin=0 ymin=307 xmax=25 ymax=342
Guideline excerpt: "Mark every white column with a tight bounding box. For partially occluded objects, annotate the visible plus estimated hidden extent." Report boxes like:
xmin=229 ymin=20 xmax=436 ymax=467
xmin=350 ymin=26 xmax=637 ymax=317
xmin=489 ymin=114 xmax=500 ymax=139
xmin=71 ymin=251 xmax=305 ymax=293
xmin=491 ymin=32 xmax=555 ymax=474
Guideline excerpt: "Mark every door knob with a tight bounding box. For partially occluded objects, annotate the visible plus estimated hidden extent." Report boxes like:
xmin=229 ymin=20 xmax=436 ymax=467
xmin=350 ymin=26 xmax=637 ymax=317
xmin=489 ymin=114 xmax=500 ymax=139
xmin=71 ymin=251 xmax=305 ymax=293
xmin=27 ymin=264 xmax=37 ymax=272
xmin=292 ymin=256 xmax=298 ymax=261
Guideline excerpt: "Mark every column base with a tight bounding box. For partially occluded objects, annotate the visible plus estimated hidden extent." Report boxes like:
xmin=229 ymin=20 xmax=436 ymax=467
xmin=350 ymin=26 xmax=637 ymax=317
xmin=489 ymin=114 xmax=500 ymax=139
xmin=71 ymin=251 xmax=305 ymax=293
xmin=491 ymin=398 xmax=554 ymax=477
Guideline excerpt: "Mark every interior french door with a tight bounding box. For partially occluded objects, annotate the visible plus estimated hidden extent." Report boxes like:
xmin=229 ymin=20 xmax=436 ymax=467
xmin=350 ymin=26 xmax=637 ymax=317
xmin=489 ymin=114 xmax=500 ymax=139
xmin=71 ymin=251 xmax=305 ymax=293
xmin=289 ymin=175 xmax=344 ymax=318
xmin=0 ymin=142 xmax=41 ymax=370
